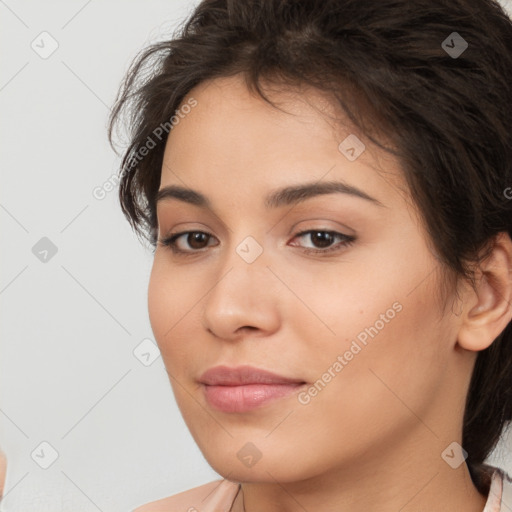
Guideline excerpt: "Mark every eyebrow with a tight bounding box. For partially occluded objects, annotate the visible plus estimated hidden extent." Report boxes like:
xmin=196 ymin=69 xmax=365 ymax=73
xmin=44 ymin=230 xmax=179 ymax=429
xmin=155 ymin=180 xmax=385 ymax=209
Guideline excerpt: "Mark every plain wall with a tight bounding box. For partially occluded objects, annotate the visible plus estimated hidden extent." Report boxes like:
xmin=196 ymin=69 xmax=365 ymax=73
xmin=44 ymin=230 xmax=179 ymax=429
xmin=1 ymin=1 xmax=511 ymax=510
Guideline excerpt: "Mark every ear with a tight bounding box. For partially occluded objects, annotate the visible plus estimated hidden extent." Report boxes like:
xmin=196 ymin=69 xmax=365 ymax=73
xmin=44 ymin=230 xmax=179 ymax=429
xmin=457 ymin=232 xmax=512 ymax=352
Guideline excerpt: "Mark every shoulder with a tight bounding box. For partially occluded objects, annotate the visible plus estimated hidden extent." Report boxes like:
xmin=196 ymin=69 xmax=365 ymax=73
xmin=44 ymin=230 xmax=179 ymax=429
xmin=133 ymin=479 xmax=241 ymax=512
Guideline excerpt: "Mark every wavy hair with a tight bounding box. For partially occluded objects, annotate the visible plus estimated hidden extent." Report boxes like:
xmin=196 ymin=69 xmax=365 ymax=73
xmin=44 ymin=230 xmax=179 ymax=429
xmin=108 ymin=0 xmax=512 ymax=494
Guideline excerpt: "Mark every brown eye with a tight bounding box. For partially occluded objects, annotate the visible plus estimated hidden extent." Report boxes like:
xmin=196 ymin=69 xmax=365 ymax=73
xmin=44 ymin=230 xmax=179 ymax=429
xmin=158 ymin=230 xmax=217 ymax=254
xmin=290 ymin=229 xmax=356 ymax=255
xmin=186 ymin=232 xmax=210 ymax=249
xmin=309 ymin=231 xmax=336 ymax=248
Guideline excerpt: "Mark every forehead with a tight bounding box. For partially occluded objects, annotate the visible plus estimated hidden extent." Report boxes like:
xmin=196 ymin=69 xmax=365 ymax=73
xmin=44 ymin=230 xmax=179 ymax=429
xmin=174 ymin=74 xmax=353 ymax=140
xmin=159 ymin=74 xmax=407 ymax=207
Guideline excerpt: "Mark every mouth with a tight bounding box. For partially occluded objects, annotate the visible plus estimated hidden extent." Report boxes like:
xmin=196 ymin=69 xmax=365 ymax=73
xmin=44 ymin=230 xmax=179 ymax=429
xmin=198 ymin=365 xmax=307 ymax=413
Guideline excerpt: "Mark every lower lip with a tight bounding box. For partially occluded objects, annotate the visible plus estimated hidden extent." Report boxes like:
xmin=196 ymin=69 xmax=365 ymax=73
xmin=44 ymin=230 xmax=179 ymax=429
xmin=202 ymin=383 xmax=306 ymax=413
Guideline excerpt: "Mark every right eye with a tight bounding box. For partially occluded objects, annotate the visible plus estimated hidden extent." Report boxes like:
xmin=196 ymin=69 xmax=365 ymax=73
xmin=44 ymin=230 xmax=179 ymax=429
xmin=158 ymin=230 xmax=218 ymax=255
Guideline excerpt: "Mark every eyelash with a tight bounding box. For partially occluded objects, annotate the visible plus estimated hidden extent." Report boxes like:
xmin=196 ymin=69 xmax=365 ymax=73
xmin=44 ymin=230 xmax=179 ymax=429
xmin=157 ymin=229 xmax=356 ymax=256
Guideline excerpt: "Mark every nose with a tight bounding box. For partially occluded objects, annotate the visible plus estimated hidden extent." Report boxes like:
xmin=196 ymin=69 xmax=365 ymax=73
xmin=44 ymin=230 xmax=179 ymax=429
xmin=200 ymin=236 xmax=282 ymax=341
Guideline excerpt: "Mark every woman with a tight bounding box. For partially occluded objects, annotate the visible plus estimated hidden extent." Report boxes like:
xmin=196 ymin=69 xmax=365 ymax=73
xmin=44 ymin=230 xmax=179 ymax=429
xmin=109 ymin=0 xmax=512 ymax=510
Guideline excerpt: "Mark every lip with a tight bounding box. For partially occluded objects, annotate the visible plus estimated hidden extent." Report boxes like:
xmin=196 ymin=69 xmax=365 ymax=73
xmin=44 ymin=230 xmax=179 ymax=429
xmin=199 ymin=365 xmax=307 ymax=413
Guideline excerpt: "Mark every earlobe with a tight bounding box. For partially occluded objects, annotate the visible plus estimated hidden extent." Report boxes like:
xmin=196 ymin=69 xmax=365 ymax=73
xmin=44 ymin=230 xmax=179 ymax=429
xmin=457 ymin=232 xmax=512 ymax=352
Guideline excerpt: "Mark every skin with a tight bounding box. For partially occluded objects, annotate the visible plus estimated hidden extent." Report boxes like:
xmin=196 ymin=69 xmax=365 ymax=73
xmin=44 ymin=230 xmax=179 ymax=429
xmin=141 ymin=74 xmax=512 ymax=511
xmin=0 ymin=449 xmax=6 ymax=497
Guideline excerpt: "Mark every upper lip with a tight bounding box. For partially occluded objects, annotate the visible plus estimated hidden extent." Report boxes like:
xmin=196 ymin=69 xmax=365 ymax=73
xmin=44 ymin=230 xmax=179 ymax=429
xmin=199 ymin=365 xmax=306 ymax=386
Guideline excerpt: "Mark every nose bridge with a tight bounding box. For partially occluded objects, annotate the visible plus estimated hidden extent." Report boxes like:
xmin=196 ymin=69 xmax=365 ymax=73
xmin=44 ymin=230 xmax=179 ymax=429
xmin=210 ymin=232 xmax=270 ymax=304
xmin=201 ymin=230 xmax=281 ymax=337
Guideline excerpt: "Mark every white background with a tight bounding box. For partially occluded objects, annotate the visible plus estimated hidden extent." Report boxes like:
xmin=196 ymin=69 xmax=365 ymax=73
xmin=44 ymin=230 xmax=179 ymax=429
xmin=1 ymin=1 xmax=511 ymax=510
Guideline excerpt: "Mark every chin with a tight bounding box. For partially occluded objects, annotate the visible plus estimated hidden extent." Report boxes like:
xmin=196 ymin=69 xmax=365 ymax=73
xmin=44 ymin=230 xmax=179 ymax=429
xmin=196 ymin=443 xmax=317 ymax=484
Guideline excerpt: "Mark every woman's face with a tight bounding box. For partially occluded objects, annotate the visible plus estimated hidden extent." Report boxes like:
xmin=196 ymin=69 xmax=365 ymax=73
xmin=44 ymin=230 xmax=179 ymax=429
xmin=148 ymin=75 xmax=474 ymax=483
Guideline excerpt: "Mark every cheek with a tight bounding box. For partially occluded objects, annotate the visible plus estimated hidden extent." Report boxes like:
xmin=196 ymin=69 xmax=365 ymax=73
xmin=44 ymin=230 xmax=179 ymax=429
xmin=147 ymin=256 xmax=219 ymax=392
xmin=147 ymin=261 xmax=169 ymax=344
xmin=147 ymin=258 xmax=195 ymax=364
xmin=292 ymin=239 xmax=447 ymax=412
xmin=286 ymin=298 xmax=445 ymax=474
xmin=299 ymin=272 xmax=448 ymax=442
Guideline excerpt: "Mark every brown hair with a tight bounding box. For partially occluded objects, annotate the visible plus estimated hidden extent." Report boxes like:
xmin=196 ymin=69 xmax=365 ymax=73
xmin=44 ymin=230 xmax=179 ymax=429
xmin=108 ymin=0 xmax=512 ymax=494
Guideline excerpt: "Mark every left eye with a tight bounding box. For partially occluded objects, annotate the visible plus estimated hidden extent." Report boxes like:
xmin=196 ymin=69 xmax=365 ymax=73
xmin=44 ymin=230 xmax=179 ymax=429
xmin=158 ymin=229 xmax=356 ymax=255
xmin=290 ymin=229 xmax=356 ymax=254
